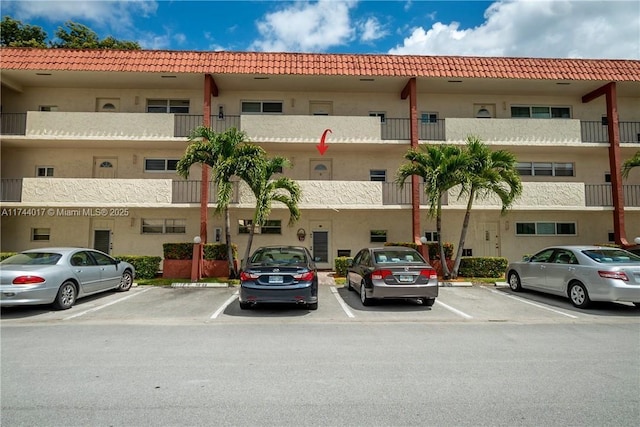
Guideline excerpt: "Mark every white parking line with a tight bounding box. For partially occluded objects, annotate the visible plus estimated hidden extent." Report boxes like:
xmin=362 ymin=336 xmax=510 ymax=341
xmin=435 ymin=300 xmax=473 ymax=319
xmin=330 ymin=286 xmax=355 ymax=318
xmin=210 ymin=291 xmax=239 ymax=319
xmin=64 ymin=287 xmax=153 ymax=320
xmin=484 ymin=287 xmax=579 ymax=319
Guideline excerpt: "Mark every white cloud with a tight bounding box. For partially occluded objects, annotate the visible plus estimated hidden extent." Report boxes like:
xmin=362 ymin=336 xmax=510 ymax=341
xmin=389 ymin=0 xmax=640 ymax=59
xmin=359 ymin=16 xmax=388 ymax=43
xmin=249 ymin=0 xmax=357 ymax=52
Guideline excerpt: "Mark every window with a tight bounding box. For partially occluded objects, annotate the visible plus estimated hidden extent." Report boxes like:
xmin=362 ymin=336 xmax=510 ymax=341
xmin=36 ymin=166 xmax=54 ymax=177
xmin=516 ymin=222 xmax=577 ymax=236
xmin=141 ymin=219 xmax=185 ymax=234
xmin=261 ymin=220 xmax=282 ymax=235
xmin=31 ymin=228 xmax=50 ymax=241
xmin=238 ymin=219 xmax=253 ymax=234
xmin=420 ymin=112 xmax=438 ymax=124
xmin=146 ymin=99 xmax=190 ymax=113
xmin=337 ymin=249 xmax=351 ymax=257
xmin=370 ymin=230 xmax=387 ymax=243
xmin=423 ymin=231 xmax=439 ymax=242
xmin=39 ymin=105 xmax=58 ymax=111
xmin=144 ymin=158 xmax=179 ymax=172
xmin=369 ymin=170 xmax=386 ymax=182
xmin=511 ymin=106 xmax=571 ymax=118
xmin=516 ymin=162 xmax=574 ymax=177
xmin=369 ymin=112 xmax=386 ymax=123
xmin=241 ymin=101 xmax=283 ymax=114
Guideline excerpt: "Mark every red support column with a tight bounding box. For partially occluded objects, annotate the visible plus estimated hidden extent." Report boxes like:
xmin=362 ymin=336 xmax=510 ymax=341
xmin=402 ymin=78 xmax=421 ymax=246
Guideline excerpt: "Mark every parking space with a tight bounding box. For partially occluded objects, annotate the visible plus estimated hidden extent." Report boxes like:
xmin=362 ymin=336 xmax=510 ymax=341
xmin=2 ymin=276 xmax=638 ymax=325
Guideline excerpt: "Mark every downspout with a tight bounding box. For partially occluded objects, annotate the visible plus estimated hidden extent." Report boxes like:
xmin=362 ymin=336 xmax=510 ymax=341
xmin=401 ymin=78 xmax=421 ymax=246
xmin=582 ymin=82 xmax=629 ymax=247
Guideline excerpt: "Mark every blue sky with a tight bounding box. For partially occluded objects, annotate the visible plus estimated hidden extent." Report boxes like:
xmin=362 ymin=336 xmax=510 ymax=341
xmin=3 ymin=0 xmax=639 ymax=59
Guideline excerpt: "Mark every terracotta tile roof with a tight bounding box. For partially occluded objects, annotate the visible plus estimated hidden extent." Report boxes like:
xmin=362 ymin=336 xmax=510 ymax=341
xmin=1 ymin=48 xmax=639 ymax=82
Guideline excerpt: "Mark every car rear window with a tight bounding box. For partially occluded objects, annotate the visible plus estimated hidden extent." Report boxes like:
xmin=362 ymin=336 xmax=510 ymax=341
xmin=250 ymin=248 xmax=307 ymax=264
xmin=582 ymin=249 xmax=640 ymax=264
xmin=1 ymin=252 xmax=62 ymax=265
xmin=374 ymin=250 xmax=425 ymax=263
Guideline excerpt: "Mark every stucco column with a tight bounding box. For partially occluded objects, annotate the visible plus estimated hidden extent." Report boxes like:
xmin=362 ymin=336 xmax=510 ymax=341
xmin=582 ymin=82 xmax=629 ymax=246
xmin=402 ymin=78 xmax=421 ymax=245
xmin=200 ymin=74 xmax=214 ymax=243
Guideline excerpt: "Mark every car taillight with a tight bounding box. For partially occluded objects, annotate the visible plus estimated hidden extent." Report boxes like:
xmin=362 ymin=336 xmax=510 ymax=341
xmin=371 ymin=269 xmax=393 ymax=280
xmin=12 ymin=275 xmax=46 ymax=285
xmin=294 ymin=271 xmax=315 ymax=281
xmin=419 ymin=268 xmax=438 ymax=280
xmin=598 ymin=271 xmax=629 ymax=281
xmin=240 ymin=271 xmax=259 ymax=280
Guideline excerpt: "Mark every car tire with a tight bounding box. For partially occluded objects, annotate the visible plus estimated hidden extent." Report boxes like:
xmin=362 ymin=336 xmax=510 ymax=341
xmin=508 ymin=271 xmax=522 ymax=292
xmin=634 ymin=302 xmax=640 ymax=308
xmin=52 ymin=281 xmax=77 ymax=310
xmin=346 ymin=273 xmax=354 ymax=291
xmin=117 ymin=270 xmax=133 ymax=292
xmin=307 ymin=302 xmax=318 ymax=310
xmin=360 ymin=282 xmax=373 ymax=306
xmin=421 ymin=298 xmax=436 ymax=307
xmin=239 ymin=301 xmax=252 ymax=310
xmin=569 ymin=282 xmax=591 ymax=309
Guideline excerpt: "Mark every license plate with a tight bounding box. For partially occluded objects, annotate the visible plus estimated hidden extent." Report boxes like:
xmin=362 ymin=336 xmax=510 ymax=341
xmin=398 ymin=275 xmax=414 ymax=283
xmin=269 ymin=275 xmax=284 ymax=284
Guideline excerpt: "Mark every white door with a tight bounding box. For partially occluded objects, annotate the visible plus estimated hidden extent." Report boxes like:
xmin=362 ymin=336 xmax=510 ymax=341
xmin=310 ymin=159 xmax=331 ymax=180
xmin=96 ymin=98 xmax=120 ymax=112
xmin=481 ymin=222 xmax=500 ymax=257
xmin=93 ymin=157 xmax=117 ymax=178
xmin=309 ymin=101 xmax=332 ymax=115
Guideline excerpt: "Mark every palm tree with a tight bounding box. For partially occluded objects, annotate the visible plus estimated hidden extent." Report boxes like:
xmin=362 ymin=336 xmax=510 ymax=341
xmin=176 ymin=126 xmax=251 ymax=278
xmin=232 ymin=146 xmax=302 ymax=268
xmin=450 ymin=136 xmax=522 ymax=278
xmin=622 ymin=150 xmax=640 ymax=179
xmin=397 ymin=144 xmax=468 ymax=278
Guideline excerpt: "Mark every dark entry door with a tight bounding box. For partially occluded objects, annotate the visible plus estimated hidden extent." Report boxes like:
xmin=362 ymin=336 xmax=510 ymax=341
xmin=312 ymin=231 xmax=328 ymax=263
xmin=94 ymin=230 xmax=111 ymax=254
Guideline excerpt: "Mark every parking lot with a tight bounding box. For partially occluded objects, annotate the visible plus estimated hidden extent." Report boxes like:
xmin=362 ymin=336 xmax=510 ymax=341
xmin=2 ymin=272 xmax=638 ymax=325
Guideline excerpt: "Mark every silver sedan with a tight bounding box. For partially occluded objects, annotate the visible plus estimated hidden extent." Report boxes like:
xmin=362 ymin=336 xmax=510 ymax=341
xmin=506 ymin=245 xmax=640 ymax=308
xmin=1 ymin=247 xmax=135 ymax=310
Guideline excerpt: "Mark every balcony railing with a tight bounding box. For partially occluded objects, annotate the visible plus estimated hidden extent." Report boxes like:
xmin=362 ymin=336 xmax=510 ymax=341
xmin=585 ymin=184 xmax=640 ymax=207
xmin=174 ymin=115 xmax=241 ymax=138
xmin=1 ymin=179 xmax=23 ymax=201
xmin=381 ymin=118 xmax=445 ymax=140
xmin=581 ymin=121 xmax=640 ymax=143
xmin=1 ymin=113 xmax=27 ymax=135
xmin=172 ymin=180 xmax=238 ymax=203
xmin=381 ymin=182 xmax=447 ymax=205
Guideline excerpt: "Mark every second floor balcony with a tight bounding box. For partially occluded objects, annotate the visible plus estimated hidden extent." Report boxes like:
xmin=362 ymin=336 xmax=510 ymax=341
xmin=2 ymin=112 xmax=639 ymax=144
xmin=2 ymin=178 xmax=639 ymax=209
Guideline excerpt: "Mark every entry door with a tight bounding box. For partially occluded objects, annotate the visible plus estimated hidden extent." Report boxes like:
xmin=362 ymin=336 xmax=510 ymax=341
xmin=310 ymin=159 xmax=332 ymax=180
xmin=93 ymin=157 xmax=117 ymax=178
xmin=94 ymin=230 xmax=111 ymax=254
xmin=309 ymin=101 xmax=332 ymax=116
xmin=481 ymin=222 xmax=500 ymax=257
xmin=312 ymin=231 xmax=329 ymax=265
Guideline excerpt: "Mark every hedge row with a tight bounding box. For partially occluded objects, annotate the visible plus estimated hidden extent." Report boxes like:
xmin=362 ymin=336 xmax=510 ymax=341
xmin=162 ymin=243 xmax=238 ymax=261
xmin=385 ymin=242 xmax=454 ymax=260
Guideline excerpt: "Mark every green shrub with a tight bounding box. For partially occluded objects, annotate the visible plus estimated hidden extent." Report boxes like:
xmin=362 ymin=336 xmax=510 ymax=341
xmin=163 ymin=243 xmax=237 ymax=261
xmin=334 ymin=256 xmax=352 ymax=276
xmin=116 ymin=255 xmax=161 ymax=280
xmin=385 ymin=241 xmax=454 ymax=260
xmin=458 ymin=257 xmax=508 ymax=278
xmin=0 ymin=252 xmax=17 ymax=261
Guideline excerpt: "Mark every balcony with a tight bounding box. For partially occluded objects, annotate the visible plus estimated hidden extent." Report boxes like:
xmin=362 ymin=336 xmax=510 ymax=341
xmin=2 ymin=112 xmax=639 ymax=144
xmin=2 ymin=179 xmax=639 ymax=208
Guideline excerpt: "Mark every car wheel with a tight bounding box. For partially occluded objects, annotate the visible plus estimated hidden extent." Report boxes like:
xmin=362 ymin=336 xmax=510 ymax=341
xmin=346 ymin=273 xmax=354 ymax=291
xmin=52 ymin=281 xmax=77 ymax=310
xmin=508 ymin=271 xmax=522 ymax=292
xmin=360 ymin=282 xmax=373 ymax=306
xmin=239 ymin=301 xmax=252 ymax=310
xmin=569 ymin=282 xmax=591 ymax=309
xmin=307 ymin=302 xmax=318 ymax=310
xmin=117 ymin=270 xmax=133 ymax=292
xmin=634 ymin=302 xmax=640 ymax=308
xmin=421 ymin=298 xmax=436 ymax=307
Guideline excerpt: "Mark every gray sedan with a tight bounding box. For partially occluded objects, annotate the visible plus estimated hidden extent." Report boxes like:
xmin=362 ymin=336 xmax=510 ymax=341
xmin=1 ymin=247 xmax=135 ymax=310
xmin=346 ymin=246 xmax=439 ymax=306
xmin=506 ymin=245 xmax=640 ymax=308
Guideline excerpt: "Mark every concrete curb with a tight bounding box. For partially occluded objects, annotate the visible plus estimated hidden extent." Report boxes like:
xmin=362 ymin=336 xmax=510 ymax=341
xmin=439 ymin=281 xmax=473 ymax=287
xmin=169 ymin=282 xmax=230 ymax=288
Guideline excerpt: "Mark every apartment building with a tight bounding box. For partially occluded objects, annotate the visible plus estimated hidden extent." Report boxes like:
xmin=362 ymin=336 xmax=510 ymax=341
xmin=1 ymin=48 xmax=639 ymax=269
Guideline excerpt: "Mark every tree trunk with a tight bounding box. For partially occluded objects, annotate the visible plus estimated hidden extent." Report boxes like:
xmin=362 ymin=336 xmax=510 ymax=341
xmin=436 ymin=195 xmax=450 ymax=278
xmin=242 ymin=226 xmax=256 ymax=271
xmin=452 ymin=191 xmax=475 ymax=279
xmin=224 ymin=207 xmax=237 ymax=279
